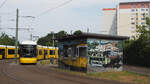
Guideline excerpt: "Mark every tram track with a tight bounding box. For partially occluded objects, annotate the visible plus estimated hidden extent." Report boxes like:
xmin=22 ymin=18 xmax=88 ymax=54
xmin=23 ymin=65 xmax=128 ymax=84
xmin=23 ymin=65 xmax=88 ymax=84
xmin=0 ymin=60 xmax=32 ymax=84
xmin=0 ymin=60 xmax=131 ymax=84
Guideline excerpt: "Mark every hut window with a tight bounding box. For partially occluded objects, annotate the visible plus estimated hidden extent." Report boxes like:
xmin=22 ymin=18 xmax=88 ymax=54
xmin=79 ymin=47 xmax=87 ymax=57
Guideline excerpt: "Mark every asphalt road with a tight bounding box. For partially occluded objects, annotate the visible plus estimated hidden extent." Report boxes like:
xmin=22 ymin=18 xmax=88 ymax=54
xmin=0 ymin=60 xmax=130 ymax=84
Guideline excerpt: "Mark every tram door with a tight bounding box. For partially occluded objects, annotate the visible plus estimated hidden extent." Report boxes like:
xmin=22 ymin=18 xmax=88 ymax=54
xmin=44 ymin=50 xmax=48 ymax=59
xmin=0 ymin=49 xmax=5 ymax=59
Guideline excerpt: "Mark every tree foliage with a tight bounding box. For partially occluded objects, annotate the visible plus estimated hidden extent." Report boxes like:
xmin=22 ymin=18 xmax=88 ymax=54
xmin=37 ymin=30 xmax=68 ymax=46
xmin=73 ymin=30 xmax=82 ymax=35
xmin=0 ymin=33 xmax=16 ymax=46
xmin=37 ymin=30 xmax=83 ymax=46
xmin=123 ymin=17 xmax=150 ymax=67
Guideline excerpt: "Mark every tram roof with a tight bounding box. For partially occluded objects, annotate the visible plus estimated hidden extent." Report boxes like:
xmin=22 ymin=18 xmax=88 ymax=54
xmin=58 ymin=33 xmax=129 ymax=41
xmin=21 ymin=40 xmax=37 ymax=45
xmin=0 ymin=45 xmax=6 ymax=47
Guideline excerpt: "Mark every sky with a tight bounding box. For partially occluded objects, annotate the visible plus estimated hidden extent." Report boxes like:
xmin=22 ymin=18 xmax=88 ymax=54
xmin=0 ymin=0 xmax=149 ymax=42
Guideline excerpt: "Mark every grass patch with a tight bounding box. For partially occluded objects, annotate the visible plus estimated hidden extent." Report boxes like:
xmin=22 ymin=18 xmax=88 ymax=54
xmin=52 ymin=68 xmax=150 ymax=84
xmin=87 ymin=71 xmax=150 ymax=84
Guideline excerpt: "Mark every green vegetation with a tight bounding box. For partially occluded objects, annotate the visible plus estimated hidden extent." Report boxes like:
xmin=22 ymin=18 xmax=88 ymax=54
xmin=37 ymin=30 xmax=83 ymax=46
xmin=37 ymin=31 xmax=68 ymax=46
xmin=123 ymin=17 xmax=150 ymax=67
xmin=0 ymin=33 xmax=16 ymax=46
xmin=87 ymin=71 xmax=150 ymax=84
xmin=73 ymin=30 xmax=82 ymax=35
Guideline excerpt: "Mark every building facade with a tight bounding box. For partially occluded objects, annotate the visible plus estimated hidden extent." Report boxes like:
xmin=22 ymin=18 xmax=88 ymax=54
xmin=118 ymin=1 xmax=150 ymax=37
xmin=102 ymin=1 xmax=150 ymax=38
xmin=101 ymin=8 xmax=117 ymax=35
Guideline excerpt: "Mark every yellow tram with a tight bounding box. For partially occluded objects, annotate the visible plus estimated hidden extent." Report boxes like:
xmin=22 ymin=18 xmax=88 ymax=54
xmin=19 ymin=41 xmax=37 ymax=64
xmin=0 ymin=41 xmax=59 ymax=64
xmin=0 ymin=45 xmax=19 ymax=59
xmin=37 ymin=45 xmax=44 ymax=60
xmin=0 ymin=45 xmax=6 ymax=59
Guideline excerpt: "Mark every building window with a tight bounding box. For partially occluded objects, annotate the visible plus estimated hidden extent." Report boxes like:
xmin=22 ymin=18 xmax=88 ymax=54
xmin=136 ymin=13 xmax=138 ymax=16
xmin=141 ymin=9 xmax=145 ymax=11
xmin=141 ymin=13 xmax=145 ymax=16
xmin=131 ymin=22 xmax=135 ymax=25
xmin=131 ymin=3 xmax=134 ymax=8
xmin=146 ymin=9 xmax=148 ymax=11
xmin=141 ymin=18 xmax=145 ymax=20
xmin=131 ymin=31 xmax=135 ymax=33
xmin=142 ymin=3 xmax=145 ymax=8
xmin=131 ymin=27 xmax=135 ymax=29
xmin=136 ymin=18 xmax=138 ymax=20
xmin=131 ymin=9 xmax=135 ymax=12
xmin=136 ymin=9 xmax=138 ymax=11
xmin=136 ymin=4 xmax=138 ymax=8
xmin=131 ymin=18 xmax=134 ymax=20
xmin=141 ymin=22 xmax=145 ymax=25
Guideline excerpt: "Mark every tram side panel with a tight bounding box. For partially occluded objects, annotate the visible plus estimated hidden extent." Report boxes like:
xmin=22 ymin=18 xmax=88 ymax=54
xmin=37 ymin=46 xmax=44 ymax=60
xmin=43 ymin=47 xmax=48 ymax=59
xmin=6 ymin=46 xmax=19 ymax=59
xmin=0 ymin=45 xmax=6 ymax=59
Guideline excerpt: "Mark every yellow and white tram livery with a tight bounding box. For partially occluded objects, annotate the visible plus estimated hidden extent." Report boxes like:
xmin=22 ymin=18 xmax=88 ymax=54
xmin=19 ymin=41 xmax=37 ymax=64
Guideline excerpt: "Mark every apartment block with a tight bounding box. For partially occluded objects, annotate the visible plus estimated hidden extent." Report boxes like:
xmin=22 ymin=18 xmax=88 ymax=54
xmin=101 ymin=8 xmax=117 ymax=35
xmin=102 ymin=1 xmax=150 ymax=38
xmin=118 ymin=1 xmax=150 ymax=37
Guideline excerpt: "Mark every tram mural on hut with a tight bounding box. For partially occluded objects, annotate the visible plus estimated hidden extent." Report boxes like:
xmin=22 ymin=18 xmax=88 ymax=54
xmin=87 ymin=39 xmax=123 ymax=72
xmin=58 ymin=33 xmax=128 ymax=72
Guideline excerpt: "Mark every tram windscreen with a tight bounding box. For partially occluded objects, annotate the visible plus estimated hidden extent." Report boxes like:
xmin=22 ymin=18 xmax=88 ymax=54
xmin=19 ymin=45 xmax=37 ymax=58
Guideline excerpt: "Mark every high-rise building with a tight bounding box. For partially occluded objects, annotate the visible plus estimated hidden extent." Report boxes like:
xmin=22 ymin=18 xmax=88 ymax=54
xmin=101 ymin=8 xmax=117 ymax=35
xmin=118 ymin=1 xmax=150 ymax=37
xmin=102 ymin=1 xmax=150 ymax=38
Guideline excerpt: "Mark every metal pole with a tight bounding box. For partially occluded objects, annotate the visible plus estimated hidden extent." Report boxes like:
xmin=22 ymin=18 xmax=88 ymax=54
xmin=15 ymin=8 xmax=19 ymax=63
xmin=30 ymin=33 xmax=32 ymax=41
xmin=52 ymin=32 xmax=55 ymax=47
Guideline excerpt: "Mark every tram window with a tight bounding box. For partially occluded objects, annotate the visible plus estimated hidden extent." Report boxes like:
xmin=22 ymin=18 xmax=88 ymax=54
xmin=19 ymin=45 xmax=37 ymax=57
xmin=79 ymin=47 xmax=87 ymax=57
xmin=39 ymin=49 xmax=42 ymax=55
xmin=18 ymin=49 xmax=20 ymax=54
xmin=44 ymin=50 xmax=47 ymax=55
xmin=50 ymin=50 xmax=55 ymax=55
xmin=0 ymin=49 xmax=5 ymax=55
xmin=8 ymin=49 xmax=15 ymax=55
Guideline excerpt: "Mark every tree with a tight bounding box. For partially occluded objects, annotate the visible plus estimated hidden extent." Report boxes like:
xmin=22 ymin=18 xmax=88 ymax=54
xmin=37 ymin=30 xmax=68 ymax=46
xmin=0 ymin=33 xmax=16 ymax=46
xmin=55 ymin=30 xmax=67 ymax=39
xmin=73 ymin=30 xmax=82 ymax=35
xmin=123 ymin=17 xmax=150 ymax=67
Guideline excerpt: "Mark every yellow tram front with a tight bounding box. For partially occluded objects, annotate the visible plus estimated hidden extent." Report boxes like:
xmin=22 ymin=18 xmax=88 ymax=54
xmin=19 ymin=41 xmax=37 ymax=64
